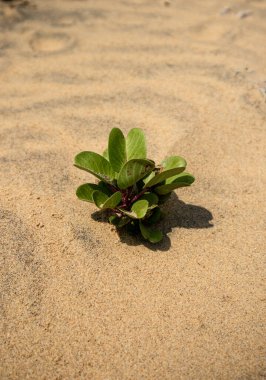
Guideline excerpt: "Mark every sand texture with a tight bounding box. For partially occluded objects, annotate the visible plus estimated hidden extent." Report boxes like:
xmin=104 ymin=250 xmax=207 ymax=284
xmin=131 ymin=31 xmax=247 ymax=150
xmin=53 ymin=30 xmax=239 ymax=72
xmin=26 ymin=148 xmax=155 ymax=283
xmin=1 ymin=0 xmax=266 ymax=379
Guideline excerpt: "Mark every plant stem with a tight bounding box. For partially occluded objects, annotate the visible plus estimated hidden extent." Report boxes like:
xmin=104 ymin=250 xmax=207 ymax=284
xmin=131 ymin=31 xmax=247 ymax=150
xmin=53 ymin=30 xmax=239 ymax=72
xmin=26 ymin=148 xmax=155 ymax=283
xmin=130 ymin=188 xmax=149 ymax=204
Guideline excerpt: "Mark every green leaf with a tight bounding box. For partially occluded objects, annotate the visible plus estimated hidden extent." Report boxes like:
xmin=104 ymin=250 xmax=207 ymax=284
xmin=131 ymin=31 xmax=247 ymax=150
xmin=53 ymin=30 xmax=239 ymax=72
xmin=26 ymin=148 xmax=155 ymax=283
xmin=92 ymin=190 xmax=109 ymax=208
xmin=101 ymin=191 xmax=122 ymax=209
xmin=162 ymin=156 xmax=188 ymax=183
xmin=109 ymin=215 xmax=118 ymax=225
xmin=76 ymin=182 xmax=112 ymax=202
xmin=144 ymin=167 xmax=186 ymax=188
xmin=97 ymin=181 xmax=113 ymax=196
xmin=118 ymin=199 xmax=149 ymax=219
xmin=155 ymin=173 xmax=195 ymax=195
xmin=139 ymin=221 xmax=163 ymax=243
xmin=131 ymin=200 xmax=149 ymax=219
xmin=76 ymin=183 xmax=101 ymax=203
xmin=126 ymin=128 xmax=147 ymax=160
xmin=74 ymin=151 xmax=115 ymax=183
xmin=92 ymin=191 xmax=122 ymax=209
xmin=108 ymin=128 xmax=126 ymax=173
xmin=102 ymin=148 xmax=109 ymax=161
xmin=162 ymin=156 xmax=187 ymax=170
xmin=117 ymin=159 xmax=155 ymax=189
xmin=109 ymin=215 xmax=130 ymax=228
xmin=143 ymin=156 xmax=186 ymax=188
xmin=143 ymin=171 xmax=155 ymax=185
xmin=139 ymin=192 xmax=159 ymax=206
xmin=118 ymin=208 xmax=138 ymax=219
xmin=146 ymin=207 xmax=162 ymax=224
xmin=167 ymin=172 xmax=195 ymax=186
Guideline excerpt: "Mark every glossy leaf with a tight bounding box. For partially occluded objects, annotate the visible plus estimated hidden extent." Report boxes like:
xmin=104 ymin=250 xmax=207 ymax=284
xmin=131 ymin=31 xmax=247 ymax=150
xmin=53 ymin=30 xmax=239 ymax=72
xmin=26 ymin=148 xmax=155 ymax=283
xmin=118 ymin=199 xmax=149 ymax=219
xmin=101 ymin=191 xmax=122 ymax=209
xmin=76 ymin=182 xmax=112 ymax=203
xmin=162 ymin=156 xmax=187 ymax=170
xmin=108 ymin=128 xmax=126 ymax=172
xmin=143 ymin=171 xmax=155 ymax=185
xmin=74 ymin=128 xmax=195 ymax=244
xmin=74 ymin=151 xmax=115 ymax=183
xmin=126 ymin=128 xmax=147 ymax=160
xmin=139 ymin=221 xmax=163 ymax=243
xmin=139 ymin=192 xmax=159 ymax=206
xmin=162 ymin=156 xmax=187 ymax=183
xmin=155 ymin=173 xmax=195 ymax=195
xmin=144 ymin=167 xmax=186 ymax=188
xmin=76 ymin=183 xmax=101 ymax=203
xmin=92 ymin=190 xmax=109 ymax=208
xmin=131 ymin=200 xmax=149 ymax=219
xmin=167 ymin=172 xmax=195 ymax=185
xmin=117 ymin=159 xmax=155 ymax=189
xmin=92 ymin=191 xmax=122 ymax=209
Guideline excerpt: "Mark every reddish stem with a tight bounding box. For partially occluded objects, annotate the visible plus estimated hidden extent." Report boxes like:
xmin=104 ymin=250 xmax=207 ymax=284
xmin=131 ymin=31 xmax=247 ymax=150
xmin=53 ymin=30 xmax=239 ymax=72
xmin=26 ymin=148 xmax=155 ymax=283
xmin=130 ymin=188 xmax=149 ymax=204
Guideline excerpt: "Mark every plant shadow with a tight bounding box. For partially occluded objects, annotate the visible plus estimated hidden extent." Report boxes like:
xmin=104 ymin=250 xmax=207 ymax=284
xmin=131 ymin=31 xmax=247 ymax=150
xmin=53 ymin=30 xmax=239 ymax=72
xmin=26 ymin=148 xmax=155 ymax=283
xmin=91 ymin=193 xmax=213 ymax=252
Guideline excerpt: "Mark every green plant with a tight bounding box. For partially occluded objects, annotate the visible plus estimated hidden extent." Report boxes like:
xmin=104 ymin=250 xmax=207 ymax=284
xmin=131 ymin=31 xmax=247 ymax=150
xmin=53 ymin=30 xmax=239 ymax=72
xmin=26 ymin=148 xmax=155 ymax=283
xmin=74 ymin=128 xmax=195 ymax=243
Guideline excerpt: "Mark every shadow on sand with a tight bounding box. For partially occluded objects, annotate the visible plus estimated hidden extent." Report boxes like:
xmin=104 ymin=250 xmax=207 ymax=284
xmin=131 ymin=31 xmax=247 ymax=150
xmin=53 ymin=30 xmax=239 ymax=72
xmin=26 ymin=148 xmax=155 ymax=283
xmin=92 ymin=193 xmax=213 ymax=251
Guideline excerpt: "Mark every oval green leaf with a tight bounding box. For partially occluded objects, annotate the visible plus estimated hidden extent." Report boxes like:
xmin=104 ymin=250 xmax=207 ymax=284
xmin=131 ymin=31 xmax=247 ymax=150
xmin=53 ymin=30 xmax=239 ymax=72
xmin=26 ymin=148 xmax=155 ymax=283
xmin=74 ymin=151 xmax=115 ymax=183
xmin=144 ymin=167 xmax=186 ymax=188
xmin=108 ymin=128 xmax=126 ymax=173
xmin=101 ymin=191 xmax=122 ymax=209
xmin=162 ymin=156 xmax=187 ymax=170
xmin=109 ymin=215 xmax=130 ymax=228
xmin=118 ymin=199 xmax=149 ymax=219
xmin=143 ymin=171 xmax=155 ymax=185
xmin=92 ymin=190 xmax=109 ymax=208
xmin=155 ymin=173 xmax=195 ymax=195
xmin=117 ymin=159 xmax=155 ymax=189
xmin=126 ymin=128 xmax=147 ymax=160
xmin=76 ymin=183 xmax=100 ymax=203
xmin=131 ymin=199 xmax=149 ymax=219
xmin=139 ymin=221 xmax=163 ymax=243
xmin=139 ymin=192 xmax=159 ymax=206
xmin=76 ymin=182 xmax=112 ymax=202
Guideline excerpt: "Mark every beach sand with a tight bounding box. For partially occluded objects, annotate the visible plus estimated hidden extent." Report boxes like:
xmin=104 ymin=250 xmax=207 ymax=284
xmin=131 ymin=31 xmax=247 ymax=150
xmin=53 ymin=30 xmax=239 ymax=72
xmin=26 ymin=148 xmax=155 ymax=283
xmin=1 ymin=0 xmax=265 ymax=379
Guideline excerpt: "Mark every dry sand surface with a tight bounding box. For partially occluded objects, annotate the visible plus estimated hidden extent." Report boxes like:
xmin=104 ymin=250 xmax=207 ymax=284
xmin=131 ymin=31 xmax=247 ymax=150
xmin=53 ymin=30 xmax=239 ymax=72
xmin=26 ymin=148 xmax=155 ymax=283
xmin=1 ymin=0 xmax=266 ymax=379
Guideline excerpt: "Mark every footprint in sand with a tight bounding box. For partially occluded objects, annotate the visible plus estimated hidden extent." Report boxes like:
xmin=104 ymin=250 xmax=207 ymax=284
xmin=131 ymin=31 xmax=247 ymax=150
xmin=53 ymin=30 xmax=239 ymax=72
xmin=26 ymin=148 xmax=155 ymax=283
xmin=29 ymin=32 xmax=75 ymax=54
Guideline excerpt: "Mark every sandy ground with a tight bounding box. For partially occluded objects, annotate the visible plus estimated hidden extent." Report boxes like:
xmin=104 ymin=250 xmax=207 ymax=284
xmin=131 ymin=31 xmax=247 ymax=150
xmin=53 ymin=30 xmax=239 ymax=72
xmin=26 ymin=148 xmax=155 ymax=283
xmin=0 ymin=0 xmax=265 ymax=379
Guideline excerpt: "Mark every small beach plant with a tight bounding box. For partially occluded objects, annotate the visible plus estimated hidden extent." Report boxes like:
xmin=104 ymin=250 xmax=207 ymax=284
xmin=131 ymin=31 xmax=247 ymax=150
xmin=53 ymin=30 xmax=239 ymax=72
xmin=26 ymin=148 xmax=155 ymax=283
xmin=74 ymin=128 xmax=194 ymax=243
